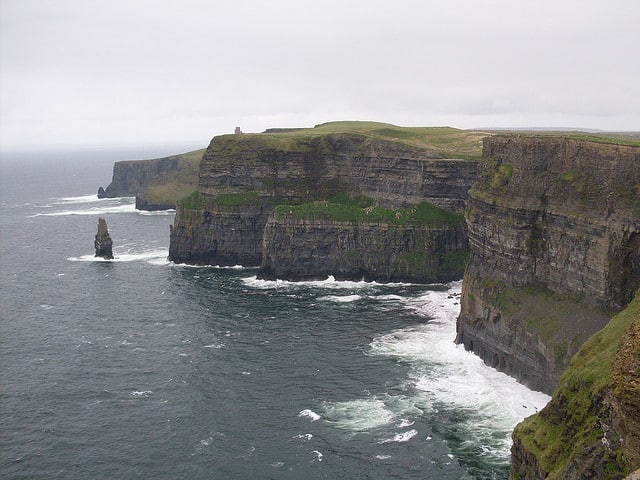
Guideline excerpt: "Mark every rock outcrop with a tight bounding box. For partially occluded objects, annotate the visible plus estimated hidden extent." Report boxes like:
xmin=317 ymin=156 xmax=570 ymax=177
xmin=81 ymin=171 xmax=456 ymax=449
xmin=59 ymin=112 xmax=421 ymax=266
xmin=94 ymin=217 xmax=113 ymax=259
xmin=510 ymin=290 xmax=640 ymax=479
xmin=260 ymin=205 xmax=468 ymax=283
xmin=98 ymin=149 xmax=203 ymax=210
xmin=456 ymin=135 xmax=640 ymax=394
xmin=99 ymin=156 xmax=180 ymax=198
xmin=169 ymin=124 xmax=480 ymax=275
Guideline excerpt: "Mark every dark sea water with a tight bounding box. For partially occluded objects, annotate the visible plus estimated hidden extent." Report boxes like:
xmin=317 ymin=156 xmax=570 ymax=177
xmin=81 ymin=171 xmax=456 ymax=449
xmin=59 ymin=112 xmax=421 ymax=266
xmin=0 ymin=148 xmax=549 ymax=479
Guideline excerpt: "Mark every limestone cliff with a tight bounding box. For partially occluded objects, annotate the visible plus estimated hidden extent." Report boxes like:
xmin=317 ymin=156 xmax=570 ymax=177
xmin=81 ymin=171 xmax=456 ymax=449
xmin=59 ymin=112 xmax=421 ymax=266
xmin=168 ymin=123 xmax=481 ymax=273
xmin=98 ymin=149 xmax=203 ymax=210
xmin=260 ymin=203 xmax=468 ymax=282
xmin=456 ymin=135 xmax=640 ymax=394
xmin=511 ymin=290 xmax=640 ymax=479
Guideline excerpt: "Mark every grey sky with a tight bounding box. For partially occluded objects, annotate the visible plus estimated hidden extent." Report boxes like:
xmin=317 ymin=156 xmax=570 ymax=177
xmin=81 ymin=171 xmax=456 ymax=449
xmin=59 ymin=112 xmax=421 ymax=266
xmin=1 ymin=0 xmax=638 ymax=148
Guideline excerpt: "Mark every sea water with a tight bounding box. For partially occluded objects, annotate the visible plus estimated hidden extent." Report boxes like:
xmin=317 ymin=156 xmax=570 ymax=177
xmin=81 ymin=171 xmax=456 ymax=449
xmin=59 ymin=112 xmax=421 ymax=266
xmin=0 ymin=148 xmax=549 ymax=479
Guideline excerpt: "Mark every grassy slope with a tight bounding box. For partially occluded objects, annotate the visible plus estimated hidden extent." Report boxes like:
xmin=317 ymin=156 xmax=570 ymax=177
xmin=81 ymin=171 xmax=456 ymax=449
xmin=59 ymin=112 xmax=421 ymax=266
xmin=139 ymin=149 xmax=205 ymax=206
xmin=513 ymin=290 xmax=640 ymax=479
xmin=210 ymin=121 xmax=488 ymax=160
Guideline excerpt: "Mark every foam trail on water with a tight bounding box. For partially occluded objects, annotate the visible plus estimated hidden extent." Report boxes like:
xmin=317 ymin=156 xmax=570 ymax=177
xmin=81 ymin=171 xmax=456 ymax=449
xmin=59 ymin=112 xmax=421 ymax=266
xmin=32 ymin=203 xmax=137 ymax=217
xmin=55 ymin=194 xmax=100 ymax=204
xmin=370 ymin=281 xmax=550 ymax=461
xmin=318 ymin=294 xmax=362 ymax=303
xmin=243 ymin=275 xmax=412 ymax=291
xmin=68 ymin=249 xmax=169 ymax=264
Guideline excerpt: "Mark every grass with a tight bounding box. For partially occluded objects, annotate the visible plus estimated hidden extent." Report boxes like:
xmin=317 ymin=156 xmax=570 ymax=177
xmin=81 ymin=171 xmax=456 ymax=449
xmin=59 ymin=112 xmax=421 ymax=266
xmin=513 ymin=290 xmax=640 ymax=478
xmin=210 ymin=121 xmax=487 ymax=160
xmin=140 ymin=149 xmax=204 ymax=206
xmin=273 ymin=197 xmax=464 ymax=226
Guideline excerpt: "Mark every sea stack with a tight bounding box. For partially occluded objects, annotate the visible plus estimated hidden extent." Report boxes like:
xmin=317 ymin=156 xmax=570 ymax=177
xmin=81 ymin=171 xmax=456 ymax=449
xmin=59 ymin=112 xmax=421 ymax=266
xmin=94 ymin=217 xmax=113 ymax=259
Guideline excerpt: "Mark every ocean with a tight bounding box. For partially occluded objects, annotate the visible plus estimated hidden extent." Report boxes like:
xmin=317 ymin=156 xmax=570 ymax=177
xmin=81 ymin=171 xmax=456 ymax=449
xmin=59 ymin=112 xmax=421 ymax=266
xmin=0 ymin=147 xmax=549 ymax=479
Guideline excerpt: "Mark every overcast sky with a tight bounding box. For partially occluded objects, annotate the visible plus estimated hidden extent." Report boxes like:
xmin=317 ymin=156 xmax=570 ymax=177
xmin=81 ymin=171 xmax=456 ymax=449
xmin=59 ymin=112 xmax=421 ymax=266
xmin=1 ymin=0 xmax=638 ymax=148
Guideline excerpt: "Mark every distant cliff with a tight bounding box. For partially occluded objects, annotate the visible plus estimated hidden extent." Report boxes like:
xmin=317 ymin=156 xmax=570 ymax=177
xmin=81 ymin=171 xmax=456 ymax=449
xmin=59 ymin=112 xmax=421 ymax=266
xmin=98 ymin=149 xmax=203 ymax=210
xmin=168 ymin=122 xmax=481 ymax=279
xmin=455 ymin=135 xmax=640 ymax=395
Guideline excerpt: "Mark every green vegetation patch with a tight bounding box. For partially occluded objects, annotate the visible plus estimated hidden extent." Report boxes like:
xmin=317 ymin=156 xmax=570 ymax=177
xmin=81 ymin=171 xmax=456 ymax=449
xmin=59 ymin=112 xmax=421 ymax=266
xmin=513 ymin=290 xmax=640 ymax=479
xmin=212 ymin=121 xmax=486 ymax=160
xmin=215 ymin=191 xmax=259 ymax=206
xmin=274 ymin=198 xmax=464 ymax=226
xmin=140 ymin=149 xmax=205 ymax=206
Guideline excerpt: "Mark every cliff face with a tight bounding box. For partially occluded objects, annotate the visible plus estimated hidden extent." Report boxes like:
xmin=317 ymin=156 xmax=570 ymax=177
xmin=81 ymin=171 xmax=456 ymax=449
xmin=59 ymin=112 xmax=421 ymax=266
xmin=99 ymin=156 xmax=180 ymax=198
xmin=456 ymin=136 xmax=640 ymax=394
xmin=511 ymin=290 xmax=640 ymax=480
xmin=98 ymin=149 xmax=203 ymax=210
xmin=198 ymin=132 xmax=478 ymax=212
xmin=168 ymin=128 xmax=478 ymax=274
xmin=260 ymin=213 xmax=468 ymax=282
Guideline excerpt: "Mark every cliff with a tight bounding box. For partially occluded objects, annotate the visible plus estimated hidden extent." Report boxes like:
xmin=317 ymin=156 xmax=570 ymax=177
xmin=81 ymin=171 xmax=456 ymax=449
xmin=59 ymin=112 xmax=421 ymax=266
xmin=261 ymin=201 xmax=468 ymax=282
xmin=511 ymin=290 xmax=640 ymax=479
xmin=98 ymin=149 xmax=203 ymax=210
xmin=168 ymin=122 xmax=481 ymax=273
xmin=456 ymin=135 xmax=640 ymax=394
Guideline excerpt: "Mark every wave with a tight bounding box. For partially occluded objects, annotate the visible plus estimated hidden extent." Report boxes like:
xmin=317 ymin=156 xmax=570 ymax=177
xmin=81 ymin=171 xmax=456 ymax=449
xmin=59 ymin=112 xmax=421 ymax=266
xmin=55 ymin=194 xmax=100 ymax=204
xmin=32 ymin=203 xmax=137 ymax=217
xmin=378 ymin=429 xmax=418 ymax=444
xmin=319 ymin=396 xmax=419 ymax=432
xmin=318 ymin=294 xmax=362 ymax=303
xmin=242 ymin=275 xmax=413 ymax=291
xmin=68 ymin=249 xmax=169 ymax=264
xmin=298 ymin=409 xmax=321 ymax=422
xmin=368 ymin=282 xmax=550 ymax=462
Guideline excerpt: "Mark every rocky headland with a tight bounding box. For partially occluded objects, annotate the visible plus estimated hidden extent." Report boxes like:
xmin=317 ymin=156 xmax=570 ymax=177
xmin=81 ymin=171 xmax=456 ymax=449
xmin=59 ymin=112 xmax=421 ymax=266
xmin=168 ymin=122 xmax=481 ymax=282
xmin=98 ymin=149 xmax=203 ymax=210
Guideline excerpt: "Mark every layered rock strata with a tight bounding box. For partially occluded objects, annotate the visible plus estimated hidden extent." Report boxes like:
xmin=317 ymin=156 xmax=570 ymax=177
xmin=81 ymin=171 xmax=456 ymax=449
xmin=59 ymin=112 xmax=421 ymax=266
xmin=169 ymin=131 xmax=478 ymax=274
xmin=456 ymin=135 xmax=640 ymax=394
xmin=99 ymin=156 xmax=180 ymax=198
xmin=260 ymin=214 xmax=468 ymax=282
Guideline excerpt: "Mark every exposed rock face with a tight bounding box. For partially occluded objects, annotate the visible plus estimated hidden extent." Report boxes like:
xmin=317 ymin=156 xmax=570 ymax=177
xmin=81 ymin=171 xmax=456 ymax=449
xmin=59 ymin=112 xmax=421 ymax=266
xmin=198 ymin=133 xmax=478 ymax=212
xmin=94 ymin=217 xmax=113 ymax=259
xmin=260 ymin=213 xmax=468 ymax=282
xmin=456 ymin=135 xmax=640 ymax=394
xmin=98 ymin=156 xmax=180 ymax=198
xmin=169 ymin=132 xmax=478 ymax=271
xmin=510 ymin=291 xmax=640 ymax=479
xmin=169 ymin=200 xmax=270 ymax=266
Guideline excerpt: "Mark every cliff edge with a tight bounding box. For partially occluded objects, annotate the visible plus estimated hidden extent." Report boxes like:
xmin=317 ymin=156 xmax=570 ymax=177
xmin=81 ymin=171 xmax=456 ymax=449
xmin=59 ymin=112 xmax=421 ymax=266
xmin=455 ymin=135 xmax=640 ymax=394
xmin=511 ymin=290 xmax=640 ymax=479
xmin=98 ymin=149 xmax=203 ymax=210
xmin=168 ymin=122 xmax=481 ymax=280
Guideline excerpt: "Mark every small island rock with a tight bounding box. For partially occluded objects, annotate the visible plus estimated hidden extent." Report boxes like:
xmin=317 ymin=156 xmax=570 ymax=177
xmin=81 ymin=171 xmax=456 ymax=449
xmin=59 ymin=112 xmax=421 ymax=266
xmin=94 ymin=217 xmax=113 ymax=259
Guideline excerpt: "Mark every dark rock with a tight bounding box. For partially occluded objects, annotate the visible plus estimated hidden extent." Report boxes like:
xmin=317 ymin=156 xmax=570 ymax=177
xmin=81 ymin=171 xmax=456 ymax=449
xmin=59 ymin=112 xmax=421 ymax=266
xmin=99 ymin=156 xmax=180 ymax=199
xmin=456 ymin=135 xmax=640 ymax=394
xmin=97 ymin=186 xmax=106 ymax=198
xmin=94 ymin=217 xmax=113 ymax=260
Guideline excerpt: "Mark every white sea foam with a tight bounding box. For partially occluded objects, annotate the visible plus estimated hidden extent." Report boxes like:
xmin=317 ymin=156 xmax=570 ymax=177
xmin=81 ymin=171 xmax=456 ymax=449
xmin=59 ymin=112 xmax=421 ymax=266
xmin=68 ymin=249 xmax=168 ymax=264
xmin=318 ymin=294 xmax=362 ymax=303
xmin=368 ymin=281 xmax=550 ymax=461
xmin=293 ymin=433 xmax=313 ymax=441
xmin=243 ymin=275 xmax=411 ymax=291
xmin=320 ymin=398 xmax=396 ymax=431
xmin=378 ymin=429 xmax=418 ymax=444
xmin=131 ymin=390 xmax=153 ymax=397
xmin=55 ymin=194 xmax=99 ymax=204
xmin=298 ymin=409 xmax=321 ymax=422
xmin=32 ymin=202 xmax=137 ymax=217
xmin=311 ymin=450 xmax=323 ymax=462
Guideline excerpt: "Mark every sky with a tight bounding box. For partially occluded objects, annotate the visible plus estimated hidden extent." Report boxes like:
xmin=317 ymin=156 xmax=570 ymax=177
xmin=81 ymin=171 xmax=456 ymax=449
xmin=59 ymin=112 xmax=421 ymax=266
xmin=1 ymin=0 xmax=639 ymax=148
